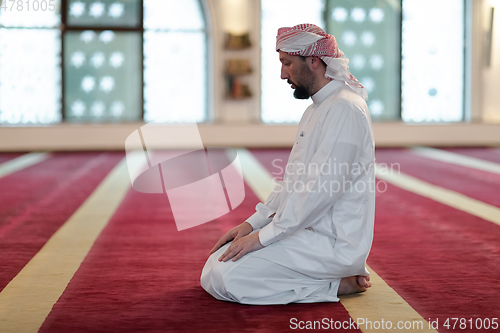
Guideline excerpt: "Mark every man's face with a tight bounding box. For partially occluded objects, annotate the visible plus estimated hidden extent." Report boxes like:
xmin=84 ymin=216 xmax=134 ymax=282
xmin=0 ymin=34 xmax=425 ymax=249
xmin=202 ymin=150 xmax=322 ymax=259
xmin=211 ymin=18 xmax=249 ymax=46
xmin=279 ymin=51 xmax=315 ymax=99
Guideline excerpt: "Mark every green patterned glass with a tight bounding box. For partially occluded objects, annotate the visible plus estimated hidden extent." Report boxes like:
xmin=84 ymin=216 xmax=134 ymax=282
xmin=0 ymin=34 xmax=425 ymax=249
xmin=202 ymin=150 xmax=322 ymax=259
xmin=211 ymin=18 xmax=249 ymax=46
xmin=326 ymin=0 xmax=401 ymax=121
xmin=64 ymin=30 xmax=142 ymax=122
xmin=67 ymin=0 xmax=140 ymax=27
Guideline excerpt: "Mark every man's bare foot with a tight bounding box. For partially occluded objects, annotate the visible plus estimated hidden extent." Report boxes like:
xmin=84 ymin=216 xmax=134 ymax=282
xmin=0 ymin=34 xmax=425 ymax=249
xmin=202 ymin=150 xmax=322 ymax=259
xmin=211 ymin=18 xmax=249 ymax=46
xmin=338 ymin=275 xmax=372 ymax=296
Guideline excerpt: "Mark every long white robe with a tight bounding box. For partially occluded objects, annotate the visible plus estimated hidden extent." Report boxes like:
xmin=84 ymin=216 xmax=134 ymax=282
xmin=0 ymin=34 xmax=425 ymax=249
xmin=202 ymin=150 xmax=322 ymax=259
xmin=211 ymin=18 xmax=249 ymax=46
xmin=201 ymin=80 xmax=375 ymax=304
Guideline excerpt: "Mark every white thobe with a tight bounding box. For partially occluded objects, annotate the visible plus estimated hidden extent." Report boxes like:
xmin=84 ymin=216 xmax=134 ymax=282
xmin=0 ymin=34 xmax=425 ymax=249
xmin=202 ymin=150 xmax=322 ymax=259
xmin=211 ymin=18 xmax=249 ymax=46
xmin=201 ymin=80 xmax=375 ymax=304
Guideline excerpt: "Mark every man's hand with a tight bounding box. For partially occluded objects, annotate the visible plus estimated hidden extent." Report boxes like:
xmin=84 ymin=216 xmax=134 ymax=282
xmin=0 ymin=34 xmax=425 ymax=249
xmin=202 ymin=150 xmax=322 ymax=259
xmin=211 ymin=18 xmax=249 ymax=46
xmin=210 ymin=222 xmax=253 ymax=255
xmin=218 ymin=232 xmax=264 ymax=262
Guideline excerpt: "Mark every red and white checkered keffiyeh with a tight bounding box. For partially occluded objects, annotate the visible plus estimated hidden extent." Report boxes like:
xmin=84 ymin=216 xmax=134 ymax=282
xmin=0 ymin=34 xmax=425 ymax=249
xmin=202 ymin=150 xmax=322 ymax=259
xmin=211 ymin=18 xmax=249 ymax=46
xmin=276 ymin=23 xmax=368 ymax=100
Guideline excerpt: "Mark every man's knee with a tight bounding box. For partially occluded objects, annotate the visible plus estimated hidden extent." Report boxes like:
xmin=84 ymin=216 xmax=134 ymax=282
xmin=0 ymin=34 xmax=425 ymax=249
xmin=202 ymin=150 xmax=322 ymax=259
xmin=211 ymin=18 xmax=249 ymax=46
xmin=201 ymin=256 xmax=246 ymax=301
xmin=202 ymin=256 xmax=232 ymax=292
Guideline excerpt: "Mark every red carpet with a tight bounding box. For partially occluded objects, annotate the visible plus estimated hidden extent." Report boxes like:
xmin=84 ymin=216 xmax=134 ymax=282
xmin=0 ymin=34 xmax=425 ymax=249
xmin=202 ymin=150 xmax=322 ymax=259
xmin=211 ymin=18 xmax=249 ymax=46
xmin=373 ymin=149 xmax=500 ymax=332
xmin=38 ymin=160 xmax=357 ymax=333
xmin=370 ymin=182 xmax=500 ymax=331
xmin=0 ymin=153 xmax=23 ymax=165
xmin=443 ymin=147 xmax=500 ymax=164
xmin=375 ymin=148 xmax=500 ymax=208
xmin=0 ymin=152 xmax=123 ymax=291
xmin=1 ymin=148 xmax=500 ymax=332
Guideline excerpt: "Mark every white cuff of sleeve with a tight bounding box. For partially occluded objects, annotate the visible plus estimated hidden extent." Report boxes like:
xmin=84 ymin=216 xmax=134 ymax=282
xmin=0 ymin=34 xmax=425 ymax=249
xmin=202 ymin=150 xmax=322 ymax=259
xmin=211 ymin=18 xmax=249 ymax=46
xmin=258 ymin=222 xmax=285 ymax=247
xmin=245 ymin=211 xmax=272 ymax=230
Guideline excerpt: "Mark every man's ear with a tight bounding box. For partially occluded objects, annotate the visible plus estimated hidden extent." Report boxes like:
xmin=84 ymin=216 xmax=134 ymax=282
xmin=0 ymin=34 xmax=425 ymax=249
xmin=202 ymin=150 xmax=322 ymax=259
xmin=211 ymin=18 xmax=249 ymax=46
xmin=310 ymin=56 xmax=322 ymax=70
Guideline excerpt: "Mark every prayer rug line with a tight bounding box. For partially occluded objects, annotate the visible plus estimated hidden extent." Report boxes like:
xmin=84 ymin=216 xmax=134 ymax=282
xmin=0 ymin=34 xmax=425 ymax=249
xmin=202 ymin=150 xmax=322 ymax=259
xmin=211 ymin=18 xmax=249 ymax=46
xmin=375 ymin=164 xmax=500 ymax=227
xmin=410 ymin=147 xmax=500 ymax=175
xmin=0 ymin=152 xmax=50 ymax=179
xmin=0 ymin=153 xmax=144 ymax=333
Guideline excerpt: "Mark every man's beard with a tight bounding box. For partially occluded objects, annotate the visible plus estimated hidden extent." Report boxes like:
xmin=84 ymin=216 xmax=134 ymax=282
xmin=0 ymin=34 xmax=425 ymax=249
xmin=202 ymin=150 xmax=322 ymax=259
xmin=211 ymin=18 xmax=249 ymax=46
xmin=292 ymin=83 xmax=311 ymax=99
xmin=290 ymin=63 xmax=316 ymax=100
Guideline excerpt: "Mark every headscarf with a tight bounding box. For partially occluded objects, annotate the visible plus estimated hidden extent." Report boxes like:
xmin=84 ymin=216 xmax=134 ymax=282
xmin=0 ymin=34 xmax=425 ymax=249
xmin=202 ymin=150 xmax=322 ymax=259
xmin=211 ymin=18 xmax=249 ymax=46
xmin=276 ymin=23 xmax=368 ymax=100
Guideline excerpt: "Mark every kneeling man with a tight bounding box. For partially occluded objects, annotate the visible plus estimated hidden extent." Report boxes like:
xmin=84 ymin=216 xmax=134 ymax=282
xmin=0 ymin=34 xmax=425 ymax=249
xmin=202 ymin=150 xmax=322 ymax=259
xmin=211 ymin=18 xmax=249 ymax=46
xmin=201 ymin=23 xmax=375 ymax=305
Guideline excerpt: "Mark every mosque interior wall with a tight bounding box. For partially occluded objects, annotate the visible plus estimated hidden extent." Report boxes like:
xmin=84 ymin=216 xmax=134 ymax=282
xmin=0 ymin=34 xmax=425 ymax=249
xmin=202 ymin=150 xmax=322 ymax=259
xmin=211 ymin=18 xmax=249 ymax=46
xmin=0 ymin=0 xmax=499 ymax=150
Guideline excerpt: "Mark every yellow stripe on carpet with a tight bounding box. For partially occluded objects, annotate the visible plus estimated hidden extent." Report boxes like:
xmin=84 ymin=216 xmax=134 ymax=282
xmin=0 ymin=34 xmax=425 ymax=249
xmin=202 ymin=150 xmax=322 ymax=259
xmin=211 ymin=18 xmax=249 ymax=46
xmin=0 ymin=152 xmax=145 ymax=333
xmin=410 ymin=147 xmax=500 ymax=175
xmin=236 ymin=148 xmax=436 ymax=333
xmin=375 ymin=164 xmax=500 ymax=227
xmin=0 ymin=152 xmax=50 ymax=179
xmin=233 ymin=149 xmax=277 ymax=199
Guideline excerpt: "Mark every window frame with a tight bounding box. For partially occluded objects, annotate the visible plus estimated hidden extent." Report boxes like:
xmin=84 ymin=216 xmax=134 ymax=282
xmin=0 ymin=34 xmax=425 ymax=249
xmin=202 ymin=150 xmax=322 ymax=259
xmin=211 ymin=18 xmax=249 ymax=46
xmin=0 ymin=0 xmax=210 ymax=124
xmin=61 ymin=0 xmax=145 ymax=122
xmin=261 ymin=0 xmax=468 ymax=123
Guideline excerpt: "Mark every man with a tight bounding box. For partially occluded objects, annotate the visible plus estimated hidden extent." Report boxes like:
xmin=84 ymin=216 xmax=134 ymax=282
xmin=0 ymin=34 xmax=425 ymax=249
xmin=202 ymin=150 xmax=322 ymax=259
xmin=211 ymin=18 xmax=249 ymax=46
xmin=200 ymin=23 xmax=375 ymax=304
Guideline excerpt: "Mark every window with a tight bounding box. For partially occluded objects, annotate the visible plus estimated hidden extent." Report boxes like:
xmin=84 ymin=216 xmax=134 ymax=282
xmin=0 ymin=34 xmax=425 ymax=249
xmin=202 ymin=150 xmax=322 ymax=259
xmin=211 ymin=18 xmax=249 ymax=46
xmin=0 ymin=2 xmax=61 ymax=124
xmin=260 ymin=0 xmax=325 ymax=123
xmin=261 ymin=0 xmax=466 ymax=123
xmin=0 ymin=0 xmax=208 ymax=125
xmin=401 ymin=0 xmax=464 ymax=122
xmin=64 ymin=29 xmax=142 ymax=123
xmin=325 ymin=0 xmax=401 ymax=121
xmin=143 ymin=0 xmax=207 ymax=123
